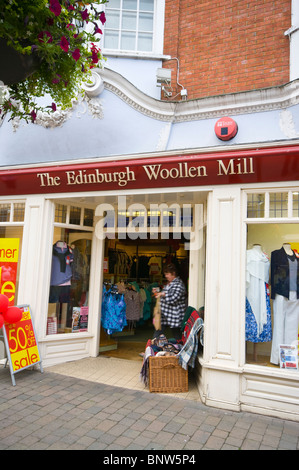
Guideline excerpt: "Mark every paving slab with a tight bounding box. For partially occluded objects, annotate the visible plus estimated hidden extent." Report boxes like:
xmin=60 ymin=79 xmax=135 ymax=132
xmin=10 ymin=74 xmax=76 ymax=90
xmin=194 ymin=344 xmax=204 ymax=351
xmin=0 ymin=357 xmax=298 ymax=454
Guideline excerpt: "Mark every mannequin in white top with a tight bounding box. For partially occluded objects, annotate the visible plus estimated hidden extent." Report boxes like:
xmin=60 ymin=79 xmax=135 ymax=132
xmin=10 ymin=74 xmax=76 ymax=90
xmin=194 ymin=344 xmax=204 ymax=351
xmin=252 ymin=244 xmax=262 ymax=253
xmin=282 ymin=243 xmax=293 ymax=256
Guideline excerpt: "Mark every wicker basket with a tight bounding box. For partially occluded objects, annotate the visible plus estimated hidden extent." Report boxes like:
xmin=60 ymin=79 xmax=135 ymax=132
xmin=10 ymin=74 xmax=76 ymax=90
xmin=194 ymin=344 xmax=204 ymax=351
xmin=149 ymin=355 xmax=188 ymax=393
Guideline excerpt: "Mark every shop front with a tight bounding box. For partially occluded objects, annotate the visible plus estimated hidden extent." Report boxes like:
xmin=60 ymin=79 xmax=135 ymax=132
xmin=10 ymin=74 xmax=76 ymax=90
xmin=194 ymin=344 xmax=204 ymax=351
xmin=0 ymin=143 xmax=299 ymax=420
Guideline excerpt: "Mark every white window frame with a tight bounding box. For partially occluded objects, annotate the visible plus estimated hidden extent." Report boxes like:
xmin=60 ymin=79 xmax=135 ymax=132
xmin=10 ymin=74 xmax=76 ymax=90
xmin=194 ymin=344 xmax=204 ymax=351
xmin=0 ymin=200 xmax=26 ymax=225
xmin=102 ymin=0 xmax=166 ymax=58
xmin=245 ymin=188 xmax=299 ymax=222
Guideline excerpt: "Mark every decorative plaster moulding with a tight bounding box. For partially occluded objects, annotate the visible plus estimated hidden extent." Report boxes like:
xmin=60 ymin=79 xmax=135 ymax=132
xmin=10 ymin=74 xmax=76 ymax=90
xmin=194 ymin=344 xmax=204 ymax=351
xmin=97 ymin=67 xmax=299 ymax=123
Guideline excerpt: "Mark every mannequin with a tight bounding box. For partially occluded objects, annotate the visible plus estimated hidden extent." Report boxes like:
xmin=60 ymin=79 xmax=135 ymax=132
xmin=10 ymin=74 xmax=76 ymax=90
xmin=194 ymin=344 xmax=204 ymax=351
xmin=49 ymin=241 xmax=74 ymax=331
xmin=270 ymin=243 xmax=299 ymax=365
xmin=282 ymin=243 xmax=293 ymax=256
xmin=246 ymin=244 xmax=272 ymax=362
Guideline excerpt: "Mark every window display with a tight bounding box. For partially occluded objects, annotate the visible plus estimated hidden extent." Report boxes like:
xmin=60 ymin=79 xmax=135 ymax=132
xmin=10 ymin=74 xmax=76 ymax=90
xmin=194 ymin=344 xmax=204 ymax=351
xmin=47 ymin=203 xmax=94 ymax=335
xmin=246 ymin=191 xmax=299 ymax=370
xmin=47 ymin=233 xmax=92 ymax=334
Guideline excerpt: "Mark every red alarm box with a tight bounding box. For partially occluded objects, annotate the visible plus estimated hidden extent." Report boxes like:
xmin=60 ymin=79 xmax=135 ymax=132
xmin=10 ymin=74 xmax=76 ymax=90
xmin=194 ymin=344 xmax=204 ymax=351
xmin=215 ymin=117 xmax=238 ymax=141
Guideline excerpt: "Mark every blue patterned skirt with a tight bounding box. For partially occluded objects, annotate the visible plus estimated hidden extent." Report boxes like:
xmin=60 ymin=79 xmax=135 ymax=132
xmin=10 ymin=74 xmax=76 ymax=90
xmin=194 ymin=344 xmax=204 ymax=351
xmin=245 ymin=283 xmax=272 ymax=343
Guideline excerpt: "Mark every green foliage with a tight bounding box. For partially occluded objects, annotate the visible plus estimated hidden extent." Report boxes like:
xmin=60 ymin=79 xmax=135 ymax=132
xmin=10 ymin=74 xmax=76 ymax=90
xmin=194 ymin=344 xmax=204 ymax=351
xmin=0 ymin=0 xmax=107 ymax=123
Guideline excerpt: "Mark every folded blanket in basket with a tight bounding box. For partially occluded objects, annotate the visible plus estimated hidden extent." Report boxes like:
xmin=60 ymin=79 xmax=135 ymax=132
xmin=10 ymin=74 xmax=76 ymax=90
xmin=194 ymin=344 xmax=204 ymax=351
xmin=178 ymin=317 xmax=204 ymax=370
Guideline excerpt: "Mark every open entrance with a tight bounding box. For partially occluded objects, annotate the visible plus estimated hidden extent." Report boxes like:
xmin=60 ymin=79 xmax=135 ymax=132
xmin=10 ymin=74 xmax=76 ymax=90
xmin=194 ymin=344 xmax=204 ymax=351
xmin=97 ymin=191 xmax=207 ymax=362
xmin=100 ymin=234 xmax=190 ymax=360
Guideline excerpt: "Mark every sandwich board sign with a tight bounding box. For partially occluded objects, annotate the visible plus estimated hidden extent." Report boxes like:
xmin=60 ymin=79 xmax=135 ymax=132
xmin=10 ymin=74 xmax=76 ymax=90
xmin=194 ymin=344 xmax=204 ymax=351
xmin=2 ymin=304 xmax=43 ymax=386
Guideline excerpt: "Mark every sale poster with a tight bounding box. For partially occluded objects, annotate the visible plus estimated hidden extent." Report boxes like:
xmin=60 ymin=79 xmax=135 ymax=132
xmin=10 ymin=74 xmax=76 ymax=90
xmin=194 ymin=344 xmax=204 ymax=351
xmin=3 ymin=304 xmax=43 ymax=386
xmin=279 ymin=344 xmax=298 ymax=370
xmin=72 ymin=306 xmax=88 ymax=332
xmin=0 ymin=238 xmax=19 ymax=306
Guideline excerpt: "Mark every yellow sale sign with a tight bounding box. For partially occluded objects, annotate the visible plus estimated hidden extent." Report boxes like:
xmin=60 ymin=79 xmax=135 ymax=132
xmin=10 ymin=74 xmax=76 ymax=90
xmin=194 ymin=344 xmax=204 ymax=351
xmin=4 ymin=306 xmax=40 ymax=372
xmin=0 ymin=238 xmax=19 ymax=305
xmin=3 ymin=305 xmax=43 ymax=385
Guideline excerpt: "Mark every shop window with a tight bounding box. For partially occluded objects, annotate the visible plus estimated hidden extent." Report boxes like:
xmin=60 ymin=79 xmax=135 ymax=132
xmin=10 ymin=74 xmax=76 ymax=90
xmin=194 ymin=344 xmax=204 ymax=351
xmin=292 ymin=192 xmax=299 ymax=218
xmin=13 ymin=203 xmax=25 ymax=222
xmin=246 ymin=191 xmax=299 ymax=219
xmin=247 ymin=193 xmax=265 ymax=218
xmin=0 ymin=202 xmax=25 ymax=223
xmin=269 ymin=192 xmax=288 ymax=218
xmin=70 ymin=206 xmax=81 ymax=225
xmin=0 ymin=204 xmax=11 ymax=222
xmin=47 ymin=204 xmax=94 ymax=335
xmin=245 ymin=190 xmax=299 ymax=372
xmin=84 ymin=208 xmax=94 ymax=227
xmin=0 ymin=202 xmax=25 ymax=314
xmin=55 ymin=204 xmax=67 ymax=224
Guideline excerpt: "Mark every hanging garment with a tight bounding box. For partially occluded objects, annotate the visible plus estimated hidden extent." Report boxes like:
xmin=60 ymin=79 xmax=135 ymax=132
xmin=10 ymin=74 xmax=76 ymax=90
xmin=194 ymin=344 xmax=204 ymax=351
xmin=101 ymin=287 xmax=127 ymax=335
xmin=178 ymin=316 xmax=204 ymax=370
xmin=143 ymin=288 xmax=152 ymax=321
xmin=138 ymin=256 xmax=150 ymax=278
xmin=50 ymin=241 xmax=74 ymax=286
xmin=148 ymin=256 xmax=162 ymax=276
xmin=124 ymin=289 xmax=141 ymax=321
xmin=246 ymin=247 xmax=271 ymax=338
xmin=270 ymin=291 xmax=299 ymax=364
xmin=71 ymin=246 xmax=85 ymax=281
xmin=270 ymin=247 xmax=299 ymax=299
xmin=153 ymin=297 xmax=161 ymax=331
xmin=245 ymin=284 xmax=272 ymax=342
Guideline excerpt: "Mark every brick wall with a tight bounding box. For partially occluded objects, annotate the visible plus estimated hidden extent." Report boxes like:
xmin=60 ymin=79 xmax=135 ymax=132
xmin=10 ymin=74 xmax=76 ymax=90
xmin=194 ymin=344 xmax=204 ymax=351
xmin=163 ymin=0 xmax=291 ymax=100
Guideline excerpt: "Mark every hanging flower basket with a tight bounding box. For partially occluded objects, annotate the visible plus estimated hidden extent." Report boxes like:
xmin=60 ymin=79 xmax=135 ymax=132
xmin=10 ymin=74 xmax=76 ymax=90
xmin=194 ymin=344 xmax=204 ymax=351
xmin=0 ymin=38 xmax=40 ymax=85
xmin=0 ymin=0 xmax=107 ymax=124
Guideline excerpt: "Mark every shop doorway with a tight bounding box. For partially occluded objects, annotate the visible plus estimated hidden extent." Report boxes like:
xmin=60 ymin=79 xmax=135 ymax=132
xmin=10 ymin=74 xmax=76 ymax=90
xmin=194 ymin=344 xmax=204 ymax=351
xmin=99 ymin=234 xmax=190 ymax=361
xmin=96 ymin=189 xmax=207 ymax=361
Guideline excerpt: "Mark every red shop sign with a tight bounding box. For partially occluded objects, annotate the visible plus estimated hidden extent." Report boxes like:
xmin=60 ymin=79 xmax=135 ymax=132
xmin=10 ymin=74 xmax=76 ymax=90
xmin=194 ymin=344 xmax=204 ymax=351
xmin=0 ymin=145 xmax=299 ymax=196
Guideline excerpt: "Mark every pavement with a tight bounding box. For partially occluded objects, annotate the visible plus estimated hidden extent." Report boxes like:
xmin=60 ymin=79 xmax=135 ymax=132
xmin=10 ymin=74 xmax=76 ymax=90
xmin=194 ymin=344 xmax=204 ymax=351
xmin=0 ymin=355 xmax=299 ymax=452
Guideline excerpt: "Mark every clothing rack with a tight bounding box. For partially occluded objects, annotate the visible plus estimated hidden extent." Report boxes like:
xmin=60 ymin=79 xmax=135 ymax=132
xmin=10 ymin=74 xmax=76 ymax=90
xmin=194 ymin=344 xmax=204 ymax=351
xmin=137 ymin=252 xmax=164 ymax=256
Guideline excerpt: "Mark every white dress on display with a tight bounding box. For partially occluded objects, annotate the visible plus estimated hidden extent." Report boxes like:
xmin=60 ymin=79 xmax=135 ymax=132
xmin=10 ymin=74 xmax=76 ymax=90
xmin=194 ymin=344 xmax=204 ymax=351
xmin=246 ymin=245 xmax=271 ymax=338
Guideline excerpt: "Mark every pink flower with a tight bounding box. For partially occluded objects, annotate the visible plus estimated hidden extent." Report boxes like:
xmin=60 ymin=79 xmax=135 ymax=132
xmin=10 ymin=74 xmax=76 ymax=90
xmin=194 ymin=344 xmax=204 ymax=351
xmin=94 ymin=24 xmax=102 ymax=35
xmin=80 ymin=8 xmax=89 ymax=22
xmin=30 ymin=110 xmax=37 ymax=122
xmin=72 ymin=48 xmax=81 ymax=61
xmin=49 ymin=0 xmax=61 ymax=17
xmin=52 ymin=74 xmax=61 ymax=84
xmin=60 ymin=36 xmax=69 ymax=52
xmin=90 ymin=43 xmax=100 ymax=63
xmin=99 ymin=11 xmax=106 ymax=24
xmin=38 ymin=31 xmax=53 ymax=43
xmin=91 ymin=50 xmax=99 ymax=64
xmin=51 ymin=103 xmax=57 ymax=111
